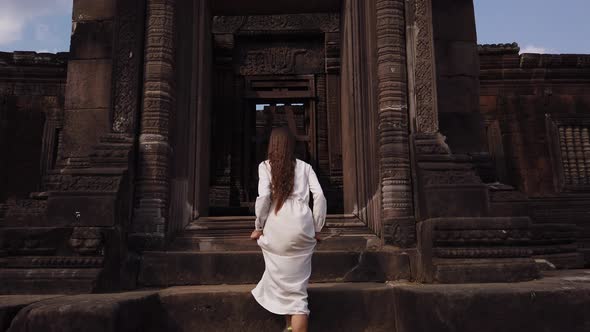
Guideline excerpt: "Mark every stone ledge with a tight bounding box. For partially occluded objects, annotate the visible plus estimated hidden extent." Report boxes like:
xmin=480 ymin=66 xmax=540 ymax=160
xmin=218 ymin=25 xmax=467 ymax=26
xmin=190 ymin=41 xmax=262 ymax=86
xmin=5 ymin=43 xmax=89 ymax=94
xmin=0 ymin=295 xmax=62 ymax=331
xmin=6 ymin=291 xmax=161 ymax=332
xmin=1 ymin=270 xmax=589 ymax=332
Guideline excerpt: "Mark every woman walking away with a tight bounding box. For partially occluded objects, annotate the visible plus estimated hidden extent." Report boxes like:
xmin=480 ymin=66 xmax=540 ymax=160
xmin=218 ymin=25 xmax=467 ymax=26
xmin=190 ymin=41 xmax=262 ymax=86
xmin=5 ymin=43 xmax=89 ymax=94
xmin=250 ymin=127 xmax=327 ymax=332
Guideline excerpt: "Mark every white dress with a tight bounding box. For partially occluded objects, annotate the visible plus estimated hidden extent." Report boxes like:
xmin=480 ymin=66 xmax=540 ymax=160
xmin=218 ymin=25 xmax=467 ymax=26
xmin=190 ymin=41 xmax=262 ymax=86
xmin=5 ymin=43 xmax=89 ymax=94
xmin=251 ymin=159 xmax=327 ymax=315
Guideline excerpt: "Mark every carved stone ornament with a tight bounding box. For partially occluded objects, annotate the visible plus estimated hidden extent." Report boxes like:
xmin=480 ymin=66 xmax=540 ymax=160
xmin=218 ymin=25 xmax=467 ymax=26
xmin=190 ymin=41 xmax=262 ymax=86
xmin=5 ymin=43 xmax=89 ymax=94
xmin=412 ymin=0 xmax=439 ymax=133
xmin=69 ymin=227 xmax=104 ymax=256
xmin=240 ymin=47 xmax=308 ymax=75
xmin=212 ymin=14 xmax=340 ymax=34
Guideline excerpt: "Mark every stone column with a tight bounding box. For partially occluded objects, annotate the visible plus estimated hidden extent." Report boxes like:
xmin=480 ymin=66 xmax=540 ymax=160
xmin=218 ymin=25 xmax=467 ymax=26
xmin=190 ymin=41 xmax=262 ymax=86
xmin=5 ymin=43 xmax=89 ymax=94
xmin=375 ymin=0 xmax=415 ymax=247
xmin=131 ymin=0 xmax=177 ymax=249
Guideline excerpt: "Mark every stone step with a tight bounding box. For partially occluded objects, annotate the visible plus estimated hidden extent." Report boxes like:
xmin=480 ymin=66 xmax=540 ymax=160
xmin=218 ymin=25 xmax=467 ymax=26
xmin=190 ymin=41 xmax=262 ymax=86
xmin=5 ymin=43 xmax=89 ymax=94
xmin=169 ymin=233 xmax=380 ymax=252
xmin=3 ymin=270 xmax=590 ymax=332
xmin=138 ymin=250 xmax=414 ymax=287
xmin=171 ymin=215 xmax=379 ymax=252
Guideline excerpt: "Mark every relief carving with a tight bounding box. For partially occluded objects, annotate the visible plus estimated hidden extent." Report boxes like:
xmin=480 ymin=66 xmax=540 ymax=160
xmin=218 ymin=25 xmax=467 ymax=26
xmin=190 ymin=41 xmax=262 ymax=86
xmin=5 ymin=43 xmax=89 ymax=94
xmin=45 ymin=175 xmax=121 ymax=192
xmin=111 ymin=0 xmax=146 ymax=134
xmin=212 ymin=14 xmax=340 ymax=34
xmin=240 ymin=47 xmax=308 ymax=75
xmin=421 ymin=169 xmax=482 ymax=186
xmin=411 ymin=0 xmax=439 ymax=133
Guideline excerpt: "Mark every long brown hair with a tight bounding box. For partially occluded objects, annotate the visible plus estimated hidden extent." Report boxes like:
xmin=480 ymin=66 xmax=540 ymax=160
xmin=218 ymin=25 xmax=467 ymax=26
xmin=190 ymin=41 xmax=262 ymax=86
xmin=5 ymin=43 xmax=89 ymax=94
xmin=267 ymin=127 xmax=296 ymax=214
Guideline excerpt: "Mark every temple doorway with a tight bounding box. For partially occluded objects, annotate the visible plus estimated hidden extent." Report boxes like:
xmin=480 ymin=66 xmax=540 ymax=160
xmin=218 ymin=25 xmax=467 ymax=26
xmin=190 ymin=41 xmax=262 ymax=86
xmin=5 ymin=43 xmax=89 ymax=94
xmin=169 ymin=0 xmax=383 ymax=238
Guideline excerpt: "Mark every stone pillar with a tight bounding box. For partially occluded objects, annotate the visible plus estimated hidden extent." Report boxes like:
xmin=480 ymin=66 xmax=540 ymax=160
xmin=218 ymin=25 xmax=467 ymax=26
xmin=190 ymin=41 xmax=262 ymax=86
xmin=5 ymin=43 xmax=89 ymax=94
xmin=406 ymin=0 xmax=489 ymax=220
xmin=131 ymin=0 xmax=177 ymax=249
xmin=59 ymin=0 xmax=116 ymax=165
xmin=375 ymin=0 xmax=415 ymax=247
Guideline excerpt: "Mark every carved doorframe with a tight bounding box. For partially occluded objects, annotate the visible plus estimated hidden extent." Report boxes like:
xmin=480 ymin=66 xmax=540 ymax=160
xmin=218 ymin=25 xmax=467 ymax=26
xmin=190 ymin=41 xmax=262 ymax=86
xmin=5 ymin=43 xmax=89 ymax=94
xmin=200 ymin=13 xmax=344 ymax=216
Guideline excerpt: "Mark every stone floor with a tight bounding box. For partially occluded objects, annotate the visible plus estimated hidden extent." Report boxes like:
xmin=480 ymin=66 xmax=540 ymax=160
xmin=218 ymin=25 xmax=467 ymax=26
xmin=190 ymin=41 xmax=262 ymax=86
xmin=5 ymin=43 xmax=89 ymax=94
xmin=1 ymin=270 xmax=589 ymax=332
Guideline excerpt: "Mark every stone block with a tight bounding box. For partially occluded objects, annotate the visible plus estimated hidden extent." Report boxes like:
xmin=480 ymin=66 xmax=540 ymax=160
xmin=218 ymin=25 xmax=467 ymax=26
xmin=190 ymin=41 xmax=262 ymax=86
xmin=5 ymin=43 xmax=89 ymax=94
xmin=73 ymin=0 xmax=116 ymax=21
xmin=60 ymin=108 xmax=110 ymax=158
xmin=439 ymin=112 xmax=487 ymax=154
xmin=417 ymin=217 xmax=540 ymax=284
xmin=47 ymin=194 xmax=118 ymax=227
xmin=436 ymin=41 xmax=480 ymax=78
xmin=392 ymin=271 xmax=590 ymax=332
xmin=157 ymin=283 xmax=397 ymax=332
xmin=437 ymin=76 xmax=480 ymax=114
xmin=432 ymin=0 xmax=477 ymax=42
xmin=7 ymin=291 xmax=162 ymax=332
xmin=0 ymin=295 xmax=60 ymax=331
xmin=70 ymin=21 xmax=114 ymax=60
xmin=64 ymin=60 xmax=112 ymax=110
xmin=421 ymin=185 xmax=490 ymax=218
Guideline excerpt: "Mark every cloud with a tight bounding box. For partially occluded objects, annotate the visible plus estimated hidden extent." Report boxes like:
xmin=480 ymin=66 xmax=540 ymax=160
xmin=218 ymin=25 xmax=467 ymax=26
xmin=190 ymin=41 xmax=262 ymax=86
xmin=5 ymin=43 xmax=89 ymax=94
xmin=520 ymin=45 xmax=557 ymax=54
xmin=0 ymin=0 xmax=71 ymax=46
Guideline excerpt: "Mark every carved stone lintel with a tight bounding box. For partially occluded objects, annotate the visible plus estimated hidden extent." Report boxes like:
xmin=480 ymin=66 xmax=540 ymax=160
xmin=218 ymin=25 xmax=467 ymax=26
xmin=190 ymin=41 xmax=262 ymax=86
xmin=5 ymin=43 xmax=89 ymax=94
xmin=239 ymin=47 xmax=311 ymax=75
xmin=212 ymin=14 xmax=340 ymax=34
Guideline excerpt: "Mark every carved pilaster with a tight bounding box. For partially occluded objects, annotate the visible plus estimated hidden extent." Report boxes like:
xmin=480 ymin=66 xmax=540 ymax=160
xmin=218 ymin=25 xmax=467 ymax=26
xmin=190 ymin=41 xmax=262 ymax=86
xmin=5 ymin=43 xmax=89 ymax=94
xmin=111 ymin=0 xmax=146 ymax=134
xmin=407 ymin=0 xmax=438 ymax=134
xmin=316 ymin=74 xmax=329 ymax=173
xmin=131 ymin=0 xmax=177 ymax=248
xmin=375 ymin=0 xmax=415 ymax=247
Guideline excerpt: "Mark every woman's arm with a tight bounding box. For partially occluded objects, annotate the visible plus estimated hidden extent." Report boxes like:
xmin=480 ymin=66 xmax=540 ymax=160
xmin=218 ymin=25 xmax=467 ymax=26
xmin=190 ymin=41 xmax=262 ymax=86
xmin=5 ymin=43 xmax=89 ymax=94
xmin=308 ymin=165 xmax=327 ymax=233
xmin=254 ymin=161 xmax=272 ymax=232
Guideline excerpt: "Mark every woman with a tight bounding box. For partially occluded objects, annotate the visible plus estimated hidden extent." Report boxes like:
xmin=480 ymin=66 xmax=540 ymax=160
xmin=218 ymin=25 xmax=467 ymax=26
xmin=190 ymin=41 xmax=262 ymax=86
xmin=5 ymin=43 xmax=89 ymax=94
xmin=250 ymin=127 xmax=327 ymax=332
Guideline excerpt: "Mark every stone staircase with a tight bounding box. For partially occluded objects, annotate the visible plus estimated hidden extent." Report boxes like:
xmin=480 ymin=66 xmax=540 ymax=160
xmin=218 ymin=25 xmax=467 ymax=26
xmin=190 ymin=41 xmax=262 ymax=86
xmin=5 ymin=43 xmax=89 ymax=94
xmin=137 ymin=215 xmax=416 ymax=288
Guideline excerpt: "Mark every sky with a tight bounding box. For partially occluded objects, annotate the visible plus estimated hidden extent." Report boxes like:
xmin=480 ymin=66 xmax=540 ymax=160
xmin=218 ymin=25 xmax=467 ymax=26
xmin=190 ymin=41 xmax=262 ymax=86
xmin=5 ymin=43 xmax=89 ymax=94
xmin=0 ymin=0 xmax=588 ymax=54
xmin=474 ymin=0 xmax=590 ymax=54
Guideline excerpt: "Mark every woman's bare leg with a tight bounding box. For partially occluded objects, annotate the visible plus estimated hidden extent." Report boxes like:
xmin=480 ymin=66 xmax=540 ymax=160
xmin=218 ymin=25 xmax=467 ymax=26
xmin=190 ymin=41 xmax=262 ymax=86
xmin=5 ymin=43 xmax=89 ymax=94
xmin=291 ymin=314 xmax=308 ymax=332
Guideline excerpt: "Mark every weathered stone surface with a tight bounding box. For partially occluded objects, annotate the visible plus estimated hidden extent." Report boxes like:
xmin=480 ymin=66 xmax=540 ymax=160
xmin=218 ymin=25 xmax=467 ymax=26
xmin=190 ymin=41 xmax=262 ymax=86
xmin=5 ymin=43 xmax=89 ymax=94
xmin=60 ymin=108 xmax=110 ymax=159
xmin=6 ymin=291 xmax=161 ymax=332
xmin=0 ymin=295 xmax=60 ymax=331
xmin=417 ymin=217 xmax=541 ymax=283
xmin=157 ymin=283 xmax=397 ymax=332
xmin=64 ymin=60 xmax=112 ymax=110
xmin=391 ymin=270 xmax=590 ymax=332
xmin=72 ymin=0 xmax=116 ymax=21
xmin=1 ymin=271 xmax=589 ymax=332
xmin=69 ymin=21 xmax=114 ymax=60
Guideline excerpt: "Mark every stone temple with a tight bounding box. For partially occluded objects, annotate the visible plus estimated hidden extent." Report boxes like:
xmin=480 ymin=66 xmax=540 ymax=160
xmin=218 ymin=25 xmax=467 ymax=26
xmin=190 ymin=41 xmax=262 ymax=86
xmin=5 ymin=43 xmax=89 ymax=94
xmin=0 ymin=0 xmax=589 ymax=331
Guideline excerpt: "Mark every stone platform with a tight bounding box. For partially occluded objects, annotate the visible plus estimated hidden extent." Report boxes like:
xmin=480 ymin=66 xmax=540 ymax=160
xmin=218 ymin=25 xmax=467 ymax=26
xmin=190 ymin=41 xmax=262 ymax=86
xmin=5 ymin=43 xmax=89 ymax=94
xmin=1 ymin=270 xmax=588 ymax=332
